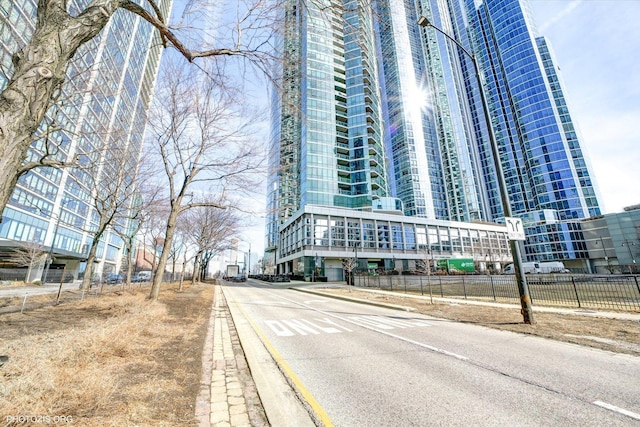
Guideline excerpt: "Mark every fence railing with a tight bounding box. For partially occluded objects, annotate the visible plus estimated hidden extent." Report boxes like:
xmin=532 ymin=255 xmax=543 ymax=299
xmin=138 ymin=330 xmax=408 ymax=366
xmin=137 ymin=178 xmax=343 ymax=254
xmin=0 ymin=274 xmax=187 ymax=315
xmin=353 ymin=274 xmax=640 ymax=312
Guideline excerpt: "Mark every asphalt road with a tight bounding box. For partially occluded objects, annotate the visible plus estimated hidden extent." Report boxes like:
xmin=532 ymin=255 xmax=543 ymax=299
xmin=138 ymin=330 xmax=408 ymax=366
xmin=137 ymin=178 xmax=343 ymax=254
xmin=223 ymin=280 xmax=640 ymax=426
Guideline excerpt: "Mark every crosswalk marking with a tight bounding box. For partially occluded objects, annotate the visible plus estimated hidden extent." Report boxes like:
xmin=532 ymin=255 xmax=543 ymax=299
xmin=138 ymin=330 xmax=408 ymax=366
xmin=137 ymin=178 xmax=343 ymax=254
xmin=265 ymin=315 xmax=430 ymax=337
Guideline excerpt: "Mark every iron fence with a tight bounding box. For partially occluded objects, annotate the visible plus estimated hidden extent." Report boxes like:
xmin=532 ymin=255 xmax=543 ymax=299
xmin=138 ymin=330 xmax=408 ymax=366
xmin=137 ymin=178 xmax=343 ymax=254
xmin=354 ymin=274 xmax=640 ymax=312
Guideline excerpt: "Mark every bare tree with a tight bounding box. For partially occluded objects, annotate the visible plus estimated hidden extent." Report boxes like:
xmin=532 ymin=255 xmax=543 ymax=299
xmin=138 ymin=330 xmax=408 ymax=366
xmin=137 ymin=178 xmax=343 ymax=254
xmin=78 ymin=145 xmax=140 ymax=290
xmin=139 ymin=194 xmax=170 ymax=278
xmin=187 ymin=206 xmax=240 ymax=283
xmin=145 ymin=62 xmax=262 ymax=300
xmin=110 ymin=156 xmax=163 ymax=286
xmin=0 ymin=0 xmax=281 ymax=217
xmin=8 ymin=241 xmax=48 ymax=283
xmin=167 ymin=217 xmax=191 ymax=281
xmin=341 ymin=257 xmax=358 ymax=289
xmin=416 ymin=250 xmax=433 ymax=276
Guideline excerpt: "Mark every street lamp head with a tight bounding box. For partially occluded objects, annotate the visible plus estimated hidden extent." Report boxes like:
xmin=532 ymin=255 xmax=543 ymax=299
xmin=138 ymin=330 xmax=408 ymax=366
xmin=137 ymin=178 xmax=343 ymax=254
xmin=417 ymin=16 xmax=431 ymax=27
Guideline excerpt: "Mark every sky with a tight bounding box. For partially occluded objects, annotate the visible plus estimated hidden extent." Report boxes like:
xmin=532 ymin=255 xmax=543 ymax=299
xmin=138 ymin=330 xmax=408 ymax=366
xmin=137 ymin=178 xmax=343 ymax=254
xmin=529 ymin=0 xmax=640 ymax=214
xmin=237 ymin=0 xmax=640 ymax=263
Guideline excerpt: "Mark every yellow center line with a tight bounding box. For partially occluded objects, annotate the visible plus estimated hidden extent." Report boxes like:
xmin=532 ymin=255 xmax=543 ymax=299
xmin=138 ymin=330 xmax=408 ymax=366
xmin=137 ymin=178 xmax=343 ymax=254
xmin=227 ymin=289 xmax=335 ymax=427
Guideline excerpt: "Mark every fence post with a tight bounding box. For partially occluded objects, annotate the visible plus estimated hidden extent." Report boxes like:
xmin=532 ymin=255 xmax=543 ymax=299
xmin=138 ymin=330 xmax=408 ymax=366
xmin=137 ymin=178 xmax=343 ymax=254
xmin=490 ymin=274 xmax=496 ymax=301
xmin=20 ymin=294 xmax=27 ymax=314
xmin=634 ymin=275 xmax=640 ymax=297
xmin=420 ymin=276 xmax=424 ymax=295
xmin=428 ymin=275 xmax=433 ymax=304
xmin=56 ymin=266 xmax=66 ymax=305
xmin=462 ymin=277 xmax=467 ymax=300
xmin=439 ymin=276 xmax=443 ymax=297
xmin=571 ymin=276 xmax=581 ymax=308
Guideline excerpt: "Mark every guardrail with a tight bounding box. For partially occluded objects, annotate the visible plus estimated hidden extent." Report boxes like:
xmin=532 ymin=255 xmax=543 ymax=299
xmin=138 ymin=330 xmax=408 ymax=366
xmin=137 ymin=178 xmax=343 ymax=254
xmin=354 ymin=274 xmax=640 ymax=312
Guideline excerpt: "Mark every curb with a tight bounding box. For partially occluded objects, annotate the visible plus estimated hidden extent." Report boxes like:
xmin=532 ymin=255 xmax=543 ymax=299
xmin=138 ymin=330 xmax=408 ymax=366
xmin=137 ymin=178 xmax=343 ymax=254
xmin=222 ymin=285 xmax=316 ymax=427
xmin=293 ymin=285 xmax=640 ymax=322
xmin=291 ymin=286 xmax=416 ymax=312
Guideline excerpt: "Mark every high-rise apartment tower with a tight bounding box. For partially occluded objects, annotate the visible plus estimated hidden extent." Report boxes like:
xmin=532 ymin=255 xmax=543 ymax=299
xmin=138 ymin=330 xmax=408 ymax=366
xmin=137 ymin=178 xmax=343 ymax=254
xmin=266 ymin=0 xmax=600 ymax=274
xmin=0 ymin=1 xmax=170 ymax=280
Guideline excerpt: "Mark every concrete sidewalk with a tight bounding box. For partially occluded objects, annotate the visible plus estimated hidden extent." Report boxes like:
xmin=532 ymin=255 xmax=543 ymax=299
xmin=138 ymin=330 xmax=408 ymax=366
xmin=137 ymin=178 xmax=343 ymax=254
xmin=198 ymin=284 xmax=314 ymax=427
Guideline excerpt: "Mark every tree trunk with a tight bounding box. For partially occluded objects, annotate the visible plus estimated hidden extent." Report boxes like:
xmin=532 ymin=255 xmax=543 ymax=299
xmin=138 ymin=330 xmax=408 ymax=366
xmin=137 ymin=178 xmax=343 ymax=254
xmin=124 ymin=239 xmax=134 ymax=288
xmin=0 ymin=0 xmax=117 ymax=215
xmin=80 ymin=236 xmax=101 ymax=290
xmin=148 ymin=205 xmax=180 ymax=300
xmin=191 ymin=254 xmax=199 ymax=286
xmin=178 ymin=260 xmax=185 ymax=292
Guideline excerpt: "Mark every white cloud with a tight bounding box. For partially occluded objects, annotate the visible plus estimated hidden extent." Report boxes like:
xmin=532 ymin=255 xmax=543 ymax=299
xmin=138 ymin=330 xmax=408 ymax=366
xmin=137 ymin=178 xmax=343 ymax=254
xmin=536 ymin=0 xmax=583 ymax=33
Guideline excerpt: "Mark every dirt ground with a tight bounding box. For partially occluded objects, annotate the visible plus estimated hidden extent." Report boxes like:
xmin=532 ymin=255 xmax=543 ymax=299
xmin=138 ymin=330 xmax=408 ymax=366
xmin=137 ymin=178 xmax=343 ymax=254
xmin=0 ymin=283 xmax=214 ymax=426
xmin=316 ymin=288 xmax=640 ymax=357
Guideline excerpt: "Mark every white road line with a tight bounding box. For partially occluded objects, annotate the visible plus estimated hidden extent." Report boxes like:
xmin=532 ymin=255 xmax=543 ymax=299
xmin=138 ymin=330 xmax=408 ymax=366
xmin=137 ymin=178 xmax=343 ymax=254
xmin=593 ymin=401 xmax=640 ymax=421
xmin=371 ymin=328 xmax=469 ymax=361
xmin=271 ymin=292 xmax=469 ymax=361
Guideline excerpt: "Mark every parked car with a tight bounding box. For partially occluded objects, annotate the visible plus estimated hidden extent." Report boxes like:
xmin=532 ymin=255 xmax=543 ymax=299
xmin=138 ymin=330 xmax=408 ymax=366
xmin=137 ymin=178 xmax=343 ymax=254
xmin=105 ymin=273 xmax=123 ymax=284
xmin=137 ymin=271 xmax=152 ymax=281
xmin=131 ymin=274 xmax=147 ymax=282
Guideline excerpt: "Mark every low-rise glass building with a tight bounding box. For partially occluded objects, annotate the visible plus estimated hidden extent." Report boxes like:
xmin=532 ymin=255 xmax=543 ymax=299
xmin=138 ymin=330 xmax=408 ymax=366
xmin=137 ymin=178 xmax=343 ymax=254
xmin=276 ymin=205 xmax=511 ymax=280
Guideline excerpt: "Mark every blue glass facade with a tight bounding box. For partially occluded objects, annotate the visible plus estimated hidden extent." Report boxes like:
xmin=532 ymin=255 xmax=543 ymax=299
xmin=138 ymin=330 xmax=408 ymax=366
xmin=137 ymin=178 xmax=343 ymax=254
xmin=267 ymin=0 xmax=601 ymax=267
xmin=452 ymin=0 xmax=601 ymax=261
xmin=0 ymin=0 xmax=169 ymax=275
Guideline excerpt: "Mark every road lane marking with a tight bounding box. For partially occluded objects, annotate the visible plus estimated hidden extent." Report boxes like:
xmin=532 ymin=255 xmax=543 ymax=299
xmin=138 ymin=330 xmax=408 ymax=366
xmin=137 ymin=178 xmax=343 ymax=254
xmin=281 ymin=319 xmax=321 ymax=335
xmin=310 ymin=317 xmax=353 ymax=333
xmin=229 ymin=293 xmax=335 ymax=426
xmin=265 ymin=320 xmax=297 ymax=337
xmin=265 ymin=317 xmax=353 ymax=336
xmin=250 ymin=300 xmax=290 ymax=306
xmin=234 ymin=284 xmax=467 ymax=361
xmin=264 ymin=315 xmax=430 ymax=337
xmin=347 ymin=315 xmax=433 ymax=330
xmin=593 ymin=401 xmax=640 ymax=421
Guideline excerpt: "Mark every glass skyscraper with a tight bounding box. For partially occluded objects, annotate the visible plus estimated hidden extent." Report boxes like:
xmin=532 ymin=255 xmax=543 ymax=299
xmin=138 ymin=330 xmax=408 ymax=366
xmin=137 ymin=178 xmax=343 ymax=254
xmin=266 ymin=0 xmax=390 ymax=255
xmin=267 ymin=0 xmax=600 ymax=270
xmin=449 ymin=0 xmax=600 ymax=261
xmin=0 ymin=1 xmax=170 ymax=280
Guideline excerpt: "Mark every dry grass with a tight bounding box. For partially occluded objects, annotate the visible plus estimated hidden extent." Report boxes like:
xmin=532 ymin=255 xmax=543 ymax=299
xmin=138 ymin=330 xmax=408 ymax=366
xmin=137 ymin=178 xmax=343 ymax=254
xmin=0 ymin=283 xmax=213 ymax=426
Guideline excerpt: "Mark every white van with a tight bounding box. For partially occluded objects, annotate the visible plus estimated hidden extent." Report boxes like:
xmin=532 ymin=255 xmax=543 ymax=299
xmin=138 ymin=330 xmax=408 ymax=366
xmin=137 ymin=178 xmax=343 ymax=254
xmin=539 ymin=262 xmax=570 ymax=273
xmin=503 ymin=262 xmax=540 ymax=274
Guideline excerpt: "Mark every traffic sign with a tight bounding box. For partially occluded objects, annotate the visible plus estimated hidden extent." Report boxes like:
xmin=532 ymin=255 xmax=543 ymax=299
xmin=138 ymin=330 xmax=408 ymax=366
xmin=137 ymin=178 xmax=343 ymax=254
xmin=505 ymin=217 xmax=526 ymax=241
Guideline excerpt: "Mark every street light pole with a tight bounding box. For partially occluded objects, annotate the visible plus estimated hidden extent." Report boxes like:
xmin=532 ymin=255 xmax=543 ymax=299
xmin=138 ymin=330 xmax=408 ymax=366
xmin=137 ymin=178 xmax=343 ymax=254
xmin=353 ymin=242 xmax=358 ymax=285
xmin=596 ymin=236 xmax=610 ymax=273
xmin=418 ymin=16 xmax=534 ymax=323
xmin=622 ymin=240 xmax=637 ymax=274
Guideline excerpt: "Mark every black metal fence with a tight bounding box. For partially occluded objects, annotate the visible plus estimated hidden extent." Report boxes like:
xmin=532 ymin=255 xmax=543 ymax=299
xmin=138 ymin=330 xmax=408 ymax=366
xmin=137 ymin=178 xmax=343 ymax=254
xmin=353 ymin=274 xmax=640 ymax=312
